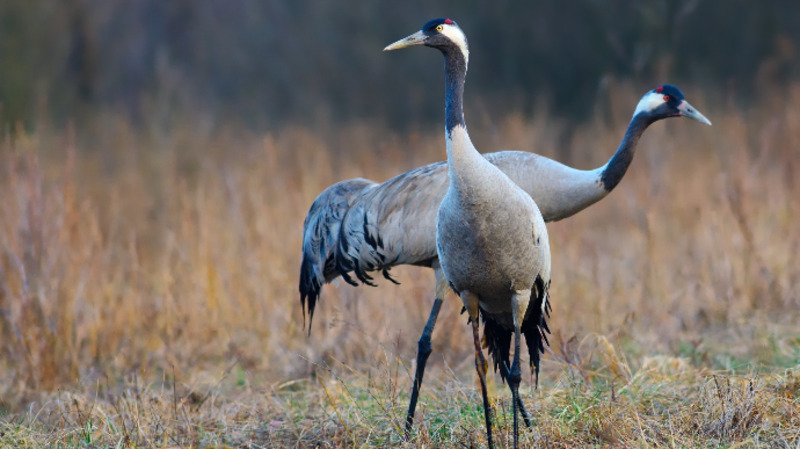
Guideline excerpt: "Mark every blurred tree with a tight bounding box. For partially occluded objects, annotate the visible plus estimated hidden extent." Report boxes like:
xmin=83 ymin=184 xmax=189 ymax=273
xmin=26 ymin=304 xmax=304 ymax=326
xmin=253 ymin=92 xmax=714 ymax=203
xmin=0 ymin=0 xmax=797 ymax=130
xmin=64 ymin=0 xmax=96 ymax=108
xmin=0 ymin=0 xmax=64 ymax=124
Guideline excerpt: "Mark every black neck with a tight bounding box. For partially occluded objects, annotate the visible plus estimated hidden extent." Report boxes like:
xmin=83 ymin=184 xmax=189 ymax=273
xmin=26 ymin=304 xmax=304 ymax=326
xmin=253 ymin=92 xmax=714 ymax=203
xmin=442 ymin=48 xmax=467 ymax=134
xmin=600 ymin=112 xmax=656 ymax=192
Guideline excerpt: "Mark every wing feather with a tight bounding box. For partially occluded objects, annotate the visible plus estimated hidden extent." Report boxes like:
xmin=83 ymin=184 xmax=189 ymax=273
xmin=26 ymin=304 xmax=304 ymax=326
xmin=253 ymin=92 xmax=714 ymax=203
xmin=300 ymin=150 xmax=586 ymax=332
xmin=299 ymin=178 xmax=377 ymax=332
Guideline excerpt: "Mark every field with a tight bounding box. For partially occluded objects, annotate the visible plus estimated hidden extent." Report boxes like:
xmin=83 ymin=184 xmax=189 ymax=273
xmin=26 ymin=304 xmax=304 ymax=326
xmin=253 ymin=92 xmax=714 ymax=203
xmin=1 ymin=84 xmax=799 ymax=448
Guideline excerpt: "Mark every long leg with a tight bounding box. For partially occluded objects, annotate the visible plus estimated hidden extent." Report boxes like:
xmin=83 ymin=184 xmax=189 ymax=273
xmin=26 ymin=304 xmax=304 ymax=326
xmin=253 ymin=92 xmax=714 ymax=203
xmin=508 ymin=325 xmax=524 ymax=449
xmin=404 ymin=267 xmax=448 ymax=437
xmin=499 ymin=362 xmax=532 ymax=428
xmin=463 ymin=292 xmax=494 ymax=449
xmin=509 ymin=290 xmax=531 ymax=449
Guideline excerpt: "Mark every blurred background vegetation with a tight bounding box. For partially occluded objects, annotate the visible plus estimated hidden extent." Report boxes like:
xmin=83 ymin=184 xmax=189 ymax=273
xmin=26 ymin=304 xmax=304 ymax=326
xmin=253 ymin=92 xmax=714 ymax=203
xmin=1 ymin=0 xmax=798 ymax=132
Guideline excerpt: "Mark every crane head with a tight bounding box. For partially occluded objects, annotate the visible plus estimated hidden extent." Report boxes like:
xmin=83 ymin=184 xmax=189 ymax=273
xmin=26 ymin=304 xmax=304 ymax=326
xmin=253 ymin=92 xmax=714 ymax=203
xmin=383 ymin=18 xmax=469 ymax=63
xmin=634 ymin=85 xmax=712 ymax=125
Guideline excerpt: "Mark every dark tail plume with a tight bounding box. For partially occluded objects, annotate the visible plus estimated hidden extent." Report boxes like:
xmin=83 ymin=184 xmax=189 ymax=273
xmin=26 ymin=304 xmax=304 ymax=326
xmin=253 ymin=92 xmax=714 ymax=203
xmin=298 ymin=178 xmax=376 ymax=335
xmin=482 ymin=275 xmax=551 ymax=386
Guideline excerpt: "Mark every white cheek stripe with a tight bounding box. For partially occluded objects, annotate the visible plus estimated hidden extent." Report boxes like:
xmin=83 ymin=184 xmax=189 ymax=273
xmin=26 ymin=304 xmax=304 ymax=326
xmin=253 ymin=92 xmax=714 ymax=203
xmin=440 ymin=25 xmax=469 ymax=64
xmin=633 ymin=91 xmax=665 ymax=116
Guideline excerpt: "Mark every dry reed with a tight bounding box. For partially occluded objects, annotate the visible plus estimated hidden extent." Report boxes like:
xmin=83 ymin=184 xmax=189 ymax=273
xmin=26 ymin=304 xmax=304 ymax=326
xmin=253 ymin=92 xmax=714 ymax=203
xmin=0 ymin=83 xmax=798 ymax=447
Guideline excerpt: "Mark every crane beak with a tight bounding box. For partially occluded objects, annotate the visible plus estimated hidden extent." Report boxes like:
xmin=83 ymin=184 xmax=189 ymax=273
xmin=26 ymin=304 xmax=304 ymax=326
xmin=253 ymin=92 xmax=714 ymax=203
xmin=677 ymin=100 xmax=712 ymax=125
xmin=384 ymin=30 xmax=427 ymax=51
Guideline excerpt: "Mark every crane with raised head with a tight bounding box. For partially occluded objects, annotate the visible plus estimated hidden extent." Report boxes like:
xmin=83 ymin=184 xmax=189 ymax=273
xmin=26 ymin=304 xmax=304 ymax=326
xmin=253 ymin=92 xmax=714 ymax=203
xmin=384 ymin=18 xmax=549 ymax=448
xmin=299 ymin=20 xmax=712 ymax=440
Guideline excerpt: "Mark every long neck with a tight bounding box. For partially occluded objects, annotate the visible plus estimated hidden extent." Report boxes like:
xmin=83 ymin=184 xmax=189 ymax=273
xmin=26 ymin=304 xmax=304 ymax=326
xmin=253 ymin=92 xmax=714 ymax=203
xmin=444 ymin=50 xmax=467 ymax=133
xmin=599 ymin=112 xmax=655 ymax=192
xmin=442 ymin=47 xmax=483 ymax=185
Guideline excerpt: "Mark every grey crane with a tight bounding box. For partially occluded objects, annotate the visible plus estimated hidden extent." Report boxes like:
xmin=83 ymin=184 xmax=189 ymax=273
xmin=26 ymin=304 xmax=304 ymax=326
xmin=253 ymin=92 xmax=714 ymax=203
xmin=384 ymin=18 xmax=549 ymax=448
xmin=299 ymin=26 xmax=711 ymax=440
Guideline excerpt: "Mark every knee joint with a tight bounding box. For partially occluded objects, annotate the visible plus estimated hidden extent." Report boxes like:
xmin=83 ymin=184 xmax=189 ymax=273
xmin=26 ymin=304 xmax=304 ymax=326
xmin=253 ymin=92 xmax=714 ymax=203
xmin=508 ymin=365 xmax=522 ymax=385
xmin=417 ymin=336 xmax=432 ymax=358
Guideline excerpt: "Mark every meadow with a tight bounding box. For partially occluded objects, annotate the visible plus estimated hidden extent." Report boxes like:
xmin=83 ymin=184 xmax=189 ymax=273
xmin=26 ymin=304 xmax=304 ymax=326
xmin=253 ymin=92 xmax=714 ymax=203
xmin=0 ymin=83 xmax=799 ymax=448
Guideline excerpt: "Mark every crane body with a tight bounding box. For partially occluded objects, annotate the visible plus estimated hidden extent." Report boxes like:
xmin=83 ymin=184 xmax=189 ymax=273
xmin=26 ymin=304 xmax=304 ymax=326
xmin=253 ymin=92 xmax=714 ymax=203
xmin=299 ymin=19 xmax=712 ymax=441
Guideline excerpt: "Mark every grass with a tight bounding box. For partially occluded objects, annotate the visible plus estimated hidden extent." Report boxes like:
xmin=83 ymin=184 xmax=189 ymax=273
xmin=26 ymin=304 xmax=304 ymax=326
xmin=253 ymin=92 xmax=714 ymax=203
xmin=1 ymin=82 xmax=799 ymax=447
xmin=1 ymin=352 xmax=798 ymax=447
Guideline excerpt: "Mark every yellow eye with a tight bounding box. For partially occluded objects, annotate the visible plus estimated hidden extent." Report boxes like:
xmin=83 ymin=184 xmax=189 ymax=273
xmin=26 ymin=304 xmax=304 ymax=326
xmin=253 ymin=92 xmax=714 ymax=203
xmin=436 ymin=25 xmax=443 ymax=31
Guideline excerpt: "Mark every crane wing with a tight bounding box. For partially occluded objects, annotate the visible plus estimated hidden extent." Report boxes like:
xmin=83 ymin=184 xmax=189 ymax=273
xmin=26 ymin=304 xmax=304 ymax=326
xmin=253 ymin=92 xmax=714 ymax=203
xmin=335 ymin=161 xmax=449 ymax=286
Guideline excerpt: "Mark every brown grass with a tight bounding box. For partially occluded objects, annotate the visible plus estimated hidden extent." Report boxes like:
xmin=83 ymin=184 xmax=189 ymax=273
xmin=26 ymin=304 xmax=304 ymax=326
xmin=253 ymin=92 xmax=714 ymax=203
xmin=0 ymin=83 xmax=799 ymax=447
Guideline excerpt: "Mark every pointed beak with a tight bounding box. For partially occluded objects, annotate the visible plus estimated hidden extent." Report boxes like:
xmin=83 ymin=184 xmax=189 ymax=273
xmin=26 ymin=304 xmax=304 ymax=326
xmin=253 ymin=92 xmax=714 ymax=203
xmin=383 ymin=30 xmax=427 ymax=51
xmin=677 ymin=100 xmax=712 ymax=125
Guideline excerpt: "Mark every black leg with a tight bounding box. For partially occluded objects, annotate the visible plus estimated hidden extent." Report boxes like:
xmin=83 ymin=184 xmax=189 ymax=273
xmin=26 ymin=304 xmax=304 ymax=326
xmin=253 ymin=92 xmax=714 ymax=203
xmin=508 ymin=326 xmax=523 ymax=449
xmin=499 ymin=362 xmax=533 ymax=428
xmin=404 ymin=297 xmax=443 ymax=438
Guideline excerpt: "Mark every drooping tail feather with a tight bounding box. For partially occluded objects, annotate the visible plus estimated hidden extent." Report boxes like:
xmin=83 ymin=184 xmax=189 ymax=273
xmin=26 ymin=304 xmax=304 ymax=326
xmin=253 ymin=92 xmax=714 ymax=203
xmin=482 ymin=275 xmax=551 ymax=386
xmin=334 ymin=161 xmax=447 ymax=288
xmin=524 ymin=276 xmax=551 ymax=387
xmin=334 ymin=202 xmax=389 ymax=287
xmin=299 ymin=178 xmax=376 ymax=334
xmin=483 ymin=315 xmax=512 ymax=376
xmin=301 ymin=162 xmax=448 ymax=333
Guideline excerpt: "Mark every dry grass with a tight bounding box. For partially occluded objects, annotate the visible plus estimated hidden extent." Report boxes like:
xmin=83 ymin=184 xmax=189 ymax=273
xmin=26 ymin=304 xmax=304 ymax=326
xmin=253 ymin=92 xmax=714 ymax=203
xmin=1 ymin=82 xmax=799 ymax=447
xmin=1 ymin=355 xmax=799 ymax=448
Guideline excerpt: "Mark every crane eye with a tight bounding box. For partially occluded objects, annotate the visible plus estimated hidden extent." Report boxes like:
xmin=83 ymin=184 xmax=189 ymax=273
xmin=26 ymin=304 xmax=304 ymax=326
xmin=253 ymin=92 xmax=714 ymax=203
xmin=436 ymin=25 xmax=443 ymax=31
xmin=663 ymin=95 xmax=671 ymax=102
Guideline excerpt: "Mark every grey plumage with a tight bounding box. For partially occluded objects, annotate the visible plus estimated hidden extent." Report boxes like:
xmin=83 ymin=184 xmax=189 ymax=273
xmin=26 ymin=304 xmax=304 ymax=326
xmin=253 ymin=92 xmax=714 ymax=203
xmin=436 ymin=146 xmax=552 ymax=330
xmin=298 ymin=20 xmax=711 ymax=441
xmin=333 ymin=161 xmax=449 ymax=286
xmin=300 ymin=85 xmax=710 ymax=327
xmin=382 ymin=18 xmax=550 ymax=448
xmin=331 ymin=151 xmax=599 ymax=291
